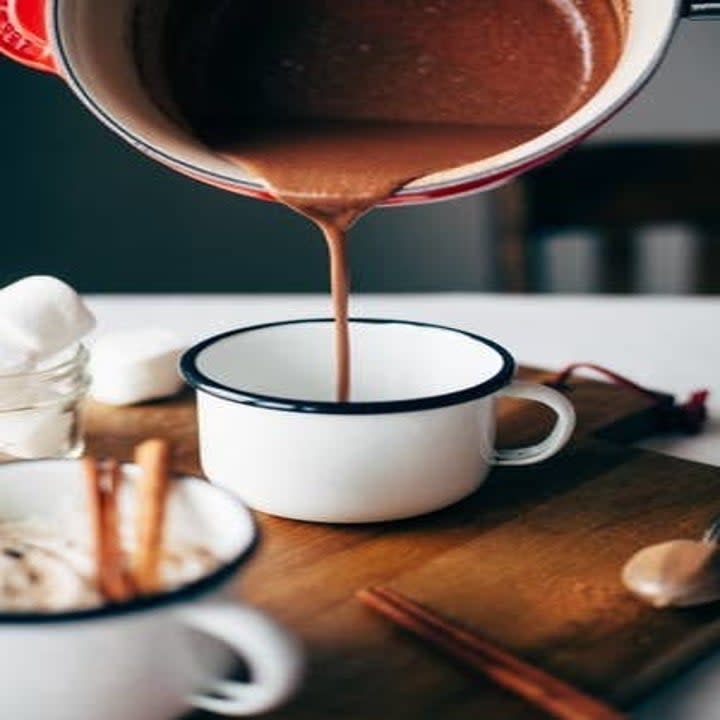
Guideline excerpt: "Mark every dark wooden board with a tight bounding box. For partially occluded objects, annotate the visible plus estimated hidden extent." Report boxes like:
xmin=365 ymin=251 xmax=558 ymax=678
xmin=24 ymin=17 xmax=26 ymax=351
xmin=85 ymin=368 xmax=720 ymax=719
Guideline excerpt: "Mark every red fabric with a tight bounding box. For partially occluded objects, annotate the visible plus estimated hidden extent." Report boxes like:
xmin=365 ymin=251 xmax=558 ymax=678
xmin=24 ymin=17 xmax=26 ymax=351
xmin=545 ymin=363 xmax=709 ymax=436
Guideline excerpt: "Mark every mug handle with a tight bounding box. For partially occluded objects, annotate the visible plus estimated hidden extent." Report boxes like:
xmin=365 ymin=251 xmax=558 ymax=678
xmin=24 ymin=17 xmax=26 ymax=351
xmin=0 ymin=0 xmax=56 ymax=73
xmin=493 ymin=381 xmax=576 ymax=467
xmin=176 ymin=602 xmax=304 ymax=716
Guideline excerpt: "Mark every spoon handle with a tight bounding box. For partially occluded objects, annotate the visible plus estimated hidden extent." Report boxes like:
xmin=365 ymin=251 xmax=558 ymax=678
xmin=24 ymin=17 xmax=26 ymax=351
xmin=702 ymin=515 xmax=720 ymax=544
xmin=684 ymin=2 xmax=720 ymax=19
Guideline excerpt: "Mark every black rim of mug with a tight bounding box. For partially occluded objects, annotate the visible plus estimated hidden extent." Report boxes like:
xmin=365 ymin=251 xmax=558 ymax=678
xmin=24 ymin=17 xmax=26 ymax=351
xmin=181 ymin=318 xmax=516 ymax=415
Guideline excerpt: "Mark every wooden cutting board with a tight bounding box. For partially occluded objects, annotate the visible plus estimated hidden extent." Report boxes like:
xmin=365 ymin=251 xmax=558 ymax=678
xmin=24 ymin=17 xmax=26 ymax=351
xmin=85 ymin=367 xmax=720 ymax=719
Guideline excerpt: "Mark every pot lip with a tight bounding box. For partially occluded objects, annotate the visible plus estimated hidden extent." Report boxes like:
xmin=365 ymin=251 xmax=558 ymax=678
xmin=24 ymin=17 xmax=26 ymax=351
xmin=50 ymin=0 xmax=683 ymax=202
xmin=180 ymin=318 xmax=516 ymax=415
xmin=0 ymin=467 xmax=259 ymax=625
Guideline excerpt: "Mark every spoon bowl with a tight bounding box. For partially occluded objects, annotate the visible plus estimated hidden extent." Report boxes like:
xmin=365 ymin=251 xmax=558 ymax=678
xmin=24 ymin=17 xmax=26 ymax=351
xmin=622 ymin=516 xmax=720 ymax=609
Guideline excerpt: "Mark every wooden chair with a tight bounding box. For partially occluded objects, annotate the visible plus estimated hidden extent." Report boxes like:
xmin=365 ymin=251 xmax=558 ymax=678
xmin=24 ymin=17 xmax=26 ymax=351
xmin=495 ymin=143 xmax=720 ymax=293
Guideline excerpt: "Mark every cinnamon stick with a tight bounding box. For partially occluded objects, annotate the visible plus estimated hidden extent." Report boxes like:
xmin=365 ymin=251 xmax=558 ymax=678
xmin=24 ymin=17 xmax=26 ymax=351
xmin=82 ymin=456 xmax=104 ymax=595
xmin=357 ymin=586 xmax=626 ymax=720
xmin=100 ymin=459 xmax=134 ymax=601
xmin=83 ymin=457 xmax=133 ymax=602
xmin=133 ymin=438 xmax=171 ymax=594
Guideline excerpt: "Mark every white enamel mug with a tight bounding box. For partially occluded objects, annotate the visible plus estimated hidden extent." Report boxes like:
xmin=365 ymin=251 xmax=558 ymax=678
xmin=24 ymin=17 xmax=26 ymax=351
xmin=181 ymin=319 xmax=576 ymax=523
xmin=0 ymin=460 xmax=303 ymax=720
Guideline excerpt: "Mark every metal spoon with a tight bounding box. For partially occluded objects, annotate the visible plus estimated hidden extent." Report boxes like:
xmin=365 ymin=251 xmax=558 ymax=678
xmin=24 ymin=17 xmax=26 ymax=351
xmin=622 ymin=516 xmax=720 ymax=608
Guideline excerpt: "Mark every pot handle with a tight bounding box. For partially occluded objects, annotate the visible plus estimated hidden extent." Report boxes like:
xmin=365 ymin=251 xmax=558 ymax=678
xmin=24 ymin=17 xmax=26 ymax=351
xmin=493 ymin=381 xmax=576 ymax=466
xmin=683 ymin=1 xmax=720 ymax=18
xmin=0 ymin=0 xmax=56 ymax=73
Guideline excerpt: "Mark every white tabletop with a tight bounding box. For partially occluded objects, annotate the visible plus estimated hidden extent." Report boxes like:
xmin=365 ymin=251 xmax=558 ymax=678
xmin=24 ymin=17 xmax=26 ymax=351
xmin=87 ymin=293 xmax=720 ymax=719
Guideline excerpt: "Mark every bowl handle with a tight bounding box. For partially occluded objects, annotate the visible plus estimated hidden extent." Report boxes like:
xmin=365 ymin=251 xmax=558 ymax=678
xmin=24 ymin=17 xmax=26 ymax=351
xmin=0 ymin=0 xmax=56 ymax=73
xmin=683 ymin=1 xmax=720 ymax=18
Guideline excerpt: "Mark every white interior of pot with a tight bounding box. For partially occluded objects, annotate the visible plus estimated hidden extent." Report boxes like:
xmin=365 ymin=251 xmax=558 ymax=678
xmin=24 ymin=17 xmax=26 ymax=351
xmin=52 ymin=0 xmax=257 ymax=186
xmin=52 ymin=0 xmax=681 ymax=195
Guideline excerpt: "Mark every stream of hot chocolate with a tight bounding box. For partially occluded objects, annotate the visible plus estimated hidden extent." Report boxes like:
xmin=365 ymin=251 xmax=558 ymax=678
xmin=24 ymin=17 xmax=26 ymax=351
xmin=214 ymin=122 xmax=544 ymax=401
xmin=158 ymin=0 xmax=624 ymax=401
xmin=321 ymin=221 xmax=352 ymax=403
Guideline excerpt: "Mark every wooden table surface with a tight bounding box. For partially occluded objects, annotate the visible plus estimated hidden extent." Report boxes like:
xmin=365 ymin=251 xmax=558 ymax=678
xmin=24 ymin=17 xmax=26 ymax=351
xmin=85 ymin=368 xmax=720 ymax=719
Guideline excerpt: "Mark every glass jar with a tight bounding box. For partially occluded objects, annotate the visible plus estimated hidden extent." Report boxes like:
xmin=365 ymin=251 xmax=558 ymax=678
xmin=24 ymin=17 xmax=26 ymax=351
xmin=0 ymin=345 xmax=91 ymax=460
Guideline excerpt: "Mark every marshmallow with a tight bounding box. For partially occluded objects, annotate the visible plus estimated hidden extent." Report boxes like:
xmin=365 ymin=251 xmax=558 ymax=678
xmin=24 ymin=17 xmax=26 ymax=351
xmin=0 ymin=276 xmax=95 ymax=360
xmin=89 ymin=329 xmax=186 ymax=406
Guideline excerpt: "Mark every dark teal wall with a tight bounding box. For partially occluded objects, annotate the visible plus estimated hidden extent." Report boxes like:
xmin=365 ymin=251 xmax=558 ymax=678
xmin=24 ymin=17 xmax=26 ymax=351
xmin=0 ymin=59 xmax=493 ymax=293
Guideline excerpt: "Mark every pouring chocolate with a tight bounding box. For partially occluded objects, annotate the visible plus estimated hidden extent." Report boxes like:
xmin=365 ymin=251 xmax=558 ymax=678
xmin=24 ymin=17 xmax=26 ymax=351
xmin=4 ymin=1 xmax=717 ymax=398
xmin=154 ymin=0 xmax=625 ymax=399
